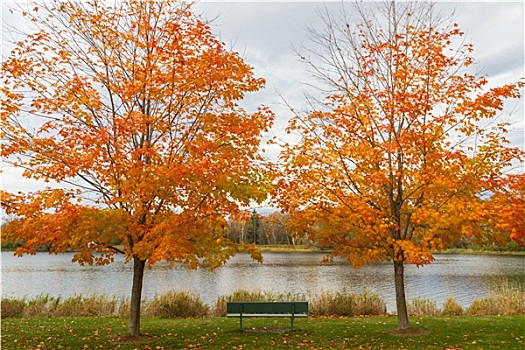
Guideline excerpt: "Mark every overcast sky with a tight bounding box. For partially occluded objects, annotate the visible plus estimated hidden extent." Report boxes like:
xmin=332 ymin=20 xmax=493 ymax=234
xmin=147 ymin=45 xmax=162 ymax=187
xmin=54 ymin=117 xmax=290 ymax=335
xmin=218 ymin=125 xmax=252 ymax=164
xmin=194 ymin=1 xmax=524 ymax=159
xmin=1 ymin=1 xmax=524 ymax=201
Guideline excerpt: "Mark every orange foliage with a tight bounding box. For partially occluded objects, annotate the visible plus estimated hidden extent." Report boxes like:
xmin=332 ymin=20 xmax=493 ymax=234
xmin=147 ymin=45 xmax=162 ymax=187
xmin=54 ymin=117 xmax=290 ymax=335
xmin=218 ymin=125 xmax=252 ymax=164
xmin=277 ymin=7 xmax=524 ymax=269
xmin=1 ymin=1 xmax=272 ymax=267
xmin=483 ymin=174 xmax=525 ymax=246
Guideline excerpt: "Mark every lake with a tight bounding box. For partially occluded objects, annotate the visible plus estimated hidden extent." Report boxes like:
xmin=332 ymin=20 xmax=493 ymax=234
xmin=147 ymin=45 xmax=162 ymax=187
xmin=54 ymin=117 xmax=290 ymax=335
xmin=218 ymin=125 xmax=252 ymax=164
xmin=1 ymin=251 xmax=523 ymax=312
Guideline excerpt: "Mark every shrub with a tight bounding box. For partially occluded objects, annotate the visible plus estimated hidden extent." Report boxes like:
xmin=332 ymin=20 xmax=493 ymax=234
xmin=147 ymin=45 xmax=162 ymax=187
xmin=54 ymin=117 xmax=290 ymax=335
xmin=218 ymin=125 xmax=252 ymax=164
xmin=117 ymin=296 xmax=130 ymax=318
xmin=1 ymin=297 xmax=26 ymax=318
xmin=309 ymin=291 xmax=386 ymax=317
xmin=310 ymin=291 xmax=351 ymax=316
xmin=1 ymin=294 xmax=125 ymax=318
xmin=50 ymin=295 xmax=118 ymax=317
xmin=467 ymin=282 xmax=525 ymax=316
xmin=441 ymin=296 xmax=464 ymax=316
xmin=0 ymin=239 xmax=23 ymax=250
xmin=23 ymin=295 xmax=55 ymax=318
xmin=407 ymin=297 xmax=438 ymax=316
xmin=3 ymin=285 xmax=522 ymax=319
xmin=143 ymin=291 xmax=209 ymax=318
xmin=467 ymin=298 xmax=493 ymax=316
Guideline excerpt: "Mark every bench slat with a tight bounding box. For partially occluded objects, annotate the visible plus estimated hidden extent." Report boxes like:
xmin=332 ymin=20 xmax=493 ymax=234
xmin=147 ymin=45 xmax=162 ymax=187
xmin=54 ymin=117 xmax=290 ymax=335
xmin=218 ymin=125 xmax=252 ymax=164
xmin=227 ymin=301 xmax=308 ymax=314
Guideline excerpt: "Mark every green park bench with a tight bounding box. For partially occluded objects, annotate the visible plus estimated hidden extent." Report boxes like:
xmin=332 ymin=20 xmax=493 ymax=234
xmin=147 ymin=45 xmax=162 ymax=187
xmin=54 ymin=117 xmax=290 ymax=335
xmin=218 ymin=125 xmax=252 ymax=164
xmin=226 ymin=301 xmax=308 ymax=331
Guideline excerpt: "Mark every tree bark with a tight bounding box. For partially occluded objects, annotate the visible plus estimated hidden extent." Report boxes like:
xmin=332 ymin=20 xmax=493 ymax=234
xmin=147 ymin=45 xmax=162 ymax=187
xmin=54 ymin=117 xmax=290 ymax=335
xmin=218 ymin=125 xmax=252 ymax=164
xmin=394 ymin=260 xmax=410 ymax=330
xmin=128 ymin=256 xmax=146 ymax=337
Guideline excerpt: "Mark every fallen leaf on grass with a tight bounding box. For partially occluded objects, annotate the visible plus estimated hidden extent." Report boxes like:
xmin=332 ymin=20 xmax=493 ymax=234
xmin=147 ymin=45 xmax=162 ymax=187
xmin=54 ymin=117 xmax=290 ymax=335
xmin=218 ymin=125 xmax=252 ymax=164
xmin=296 ymin=339 xmax=313 ymax=347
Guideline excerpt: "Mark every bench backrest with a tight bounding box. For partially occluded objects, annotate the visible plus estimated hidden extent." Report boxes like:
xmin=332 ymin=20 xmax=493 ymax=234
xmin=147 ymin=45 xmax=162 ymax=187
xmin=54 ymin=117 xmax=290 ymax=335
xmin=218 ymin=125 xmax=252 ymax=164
xmin=227 ymin=302 xmax=308 ymax=314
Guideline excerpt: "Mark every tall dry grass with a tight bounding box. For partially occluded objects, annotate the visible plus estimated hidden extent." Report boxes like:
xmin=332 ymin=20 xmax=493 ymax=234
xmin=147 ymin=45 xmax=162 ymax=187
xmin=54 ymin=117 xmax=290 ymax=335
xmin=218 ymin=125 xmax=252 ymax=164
xmin=143 ymin=291 xmax=209 ymax=318
xmin=1 ymin=297 xmax=26 ymax=318
xmin=407 ymin=297 xmax=439 ymax=316
xmin=2 ymin=282 xmax=523 ymax=319
xmin=1 ymin=295 xmax=123 ymax=318
xmin=440 ymin=296 xmax=464 ymax=316
xmin=467 ymin=282 xmax=525 ymax=316
xmin=309 ymin=291 xmax=387 ymax=317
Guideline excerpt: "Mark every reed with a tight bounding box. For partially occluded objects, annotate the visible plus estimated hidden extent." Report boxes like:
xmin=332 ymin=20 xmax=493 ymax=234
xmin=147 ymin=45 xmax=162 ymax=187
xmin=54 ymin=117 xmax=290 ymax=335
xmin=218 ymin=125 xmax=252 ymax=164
xmin=116 ymin=296 xmax=131 ymax=318
xmin=440 ymin=296 xmax=464 ymax=316
xmin=1 ymin=295 xmax=121 ymax=318
xmin=467 ymin=282 xmax=525 ymax=316
xmin=407 ymin=297 xmax=439 ymax=316
xmin=309 ymin=291 xmax=387 ymax=317
xmin=3 ymin=282 xmax=524 ymax=319
xmin=142 ymin=291 xmax=209 ymax=318
xmin=1 ymin=297 xmax=26 ymax=318
xmin=51 ymin=295 xmax=119 ymax=317
xmin=23 ymin=295 xmax=54 ymax=318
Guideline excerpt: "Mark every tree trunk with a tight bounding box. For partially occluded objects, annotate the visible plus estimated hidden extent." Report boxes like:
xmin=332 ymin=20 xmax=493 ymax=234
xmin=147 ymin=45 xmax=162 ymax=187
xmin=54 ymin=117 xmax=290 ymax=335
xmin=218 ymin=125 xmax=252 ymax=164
xmin=128 ymin=256 xmax=146 ymax=337
xmin=394 ymin=260 xmax=410 ymax=330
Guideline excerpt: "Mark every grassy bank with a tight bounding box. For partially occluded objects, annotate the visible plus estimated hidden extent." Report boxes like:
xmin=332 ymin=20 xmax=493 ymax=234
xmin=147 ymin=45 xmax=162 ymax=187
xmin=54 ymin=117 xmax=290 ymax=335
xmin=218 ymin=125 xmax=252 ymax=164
xmin=2 ymin=287 xmax=523 ymax=349
xmin=2 ymin=315 xmax=524 ymax=349
xmin=253 ymin=245 xmax=525 ymax=255
xmin=257 ymin=244 xmax=328 ymax=253
xmin=435 ymin=248 xmax=525 ymax=256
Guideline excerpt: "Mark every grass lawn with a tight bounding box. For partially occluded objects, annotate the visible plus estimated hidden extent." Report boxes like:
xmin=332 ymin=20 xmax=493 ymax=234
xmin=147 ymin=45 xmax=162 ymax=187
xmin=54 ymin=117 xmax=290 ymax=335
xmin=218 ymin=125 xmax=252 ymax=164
xmin=1 ymin=315 xmax=524 ymax=349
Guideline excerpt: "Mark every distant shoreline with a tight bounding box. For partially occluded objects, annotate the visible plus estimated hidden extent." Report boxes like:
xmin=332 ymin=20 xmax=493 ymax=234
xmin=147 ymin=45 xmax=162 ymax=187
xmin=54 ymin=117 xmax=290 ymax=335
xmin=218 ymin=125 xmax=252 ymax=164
xmin=2 ymin=244 xmax=524 ymax=256
xmin=432 ymin=248 xmax=525 ymax=256
xmin=258 ymin=245 xmax=525 ymax=256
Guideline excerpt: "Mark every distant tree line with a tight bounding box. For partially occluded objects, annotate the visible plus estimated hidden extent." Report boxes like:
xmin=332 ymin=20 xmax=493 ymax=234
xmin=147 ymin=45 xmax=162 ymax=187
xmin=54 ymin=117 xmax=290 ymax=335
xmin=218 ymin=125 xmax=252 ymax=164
xmin=2 ymin=210 xmax=523 ymax=251
xmin=225 ymin=211 xmax=311 ymax=246
xmin=0 ymin=211 xmax=312 ymax=249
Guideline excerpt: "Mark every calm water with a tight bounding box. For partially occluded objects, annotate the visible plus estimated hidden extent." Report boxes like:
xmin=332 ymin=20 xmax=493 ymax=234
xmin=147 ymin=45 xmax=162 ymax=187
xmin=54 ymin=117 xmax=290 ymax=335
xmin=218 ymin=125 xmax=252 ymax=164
xmin=1 ymin=251 xmax=523 ymax=312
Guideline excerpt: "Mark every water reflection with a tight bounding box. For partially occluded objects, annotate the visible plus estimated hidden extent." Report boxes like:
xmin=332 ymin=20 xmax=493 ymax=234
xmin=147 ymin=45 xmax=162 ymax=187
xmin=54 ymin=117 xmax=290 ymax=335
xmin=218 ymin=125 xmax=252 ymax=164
xmin=2 ymin=251 xmax=523 ymax=312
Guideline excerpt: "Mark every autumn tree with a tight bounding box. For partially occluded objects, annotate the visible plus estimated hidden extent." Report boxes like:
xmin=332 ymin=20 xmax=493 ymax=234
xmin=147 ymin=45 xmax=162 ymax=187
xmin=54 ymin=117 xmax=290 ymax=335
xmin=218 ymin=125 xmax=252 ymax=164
xmin=227 ymin=210 xmax=255 ymax=244
xmin=1 ymin=1 xmax=273 ymax=336
xmin=277 ymin=1 xmax=523 ymax=330
xmin=483 ymin=173 xmax=525 ymax=247
xmin=260 ymin=211 xmax=292 ymax=245
xmin=226 ymin=211 xmax=308 ymax=245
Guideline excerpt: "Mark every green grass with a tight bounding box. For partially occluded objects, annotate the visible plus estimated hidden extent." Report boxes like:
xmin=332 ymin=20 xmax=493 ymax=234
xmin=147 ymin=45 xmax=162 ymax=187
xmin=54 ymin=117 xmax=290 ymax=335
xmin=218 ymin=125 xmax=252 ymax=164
xmin=257 ymin=244 xmax=330 ymax=253
xmin=2 ymin=315 xmax=524 ymax=349
xmin=436 ymin=248 xmax=525 ymax=255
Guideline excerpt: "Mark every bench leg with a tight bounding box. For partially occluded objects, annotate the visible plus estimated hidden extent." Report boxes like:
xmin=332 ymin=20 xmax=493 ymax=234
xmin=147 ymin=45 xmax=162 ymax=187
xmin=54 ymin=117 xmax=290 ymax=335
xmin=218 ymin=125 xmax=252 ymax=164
xmin=240 ymin=314 xmax=243 ymax=332
xmin=291 ymin=315 xmax=294 ymax=331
